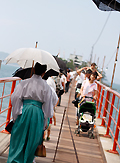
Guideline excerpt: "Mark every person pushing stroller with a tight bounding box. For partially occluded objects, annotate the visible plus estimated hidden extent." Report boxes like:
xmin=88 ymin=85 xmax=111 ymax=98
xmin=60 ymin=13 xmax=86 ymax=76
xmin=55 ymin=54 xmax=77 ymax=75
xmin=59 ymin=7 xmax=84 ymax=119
xmin=80 ymin=71 xmax=98 ymax=101
xmin=74 ymin=72 xmax=98 ymax=138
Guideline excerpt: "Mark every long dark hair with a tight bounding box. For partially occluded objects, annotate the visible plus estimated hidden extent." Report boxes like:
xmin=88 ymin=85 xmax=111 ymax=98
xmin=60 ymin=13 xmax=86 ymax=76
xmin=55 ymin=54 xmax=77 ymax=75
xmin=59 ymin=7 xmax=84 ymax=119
xmin=90 ymin=71 xmax=98 ymax=79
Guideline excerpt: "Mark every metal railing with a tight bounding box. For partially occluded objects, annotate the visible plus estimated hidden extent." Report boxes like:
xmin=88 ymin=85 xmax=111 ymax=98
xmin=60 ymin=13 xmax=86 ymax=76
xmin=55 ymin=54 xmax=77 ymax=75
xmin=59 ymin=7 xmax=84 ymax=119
xmin=0 ymin=77 xmax=21 ymax=132
xmin=96 ymin=81 xmax=120 ymax=154
xmin=0 ymin=77 xmax=119 ymax=156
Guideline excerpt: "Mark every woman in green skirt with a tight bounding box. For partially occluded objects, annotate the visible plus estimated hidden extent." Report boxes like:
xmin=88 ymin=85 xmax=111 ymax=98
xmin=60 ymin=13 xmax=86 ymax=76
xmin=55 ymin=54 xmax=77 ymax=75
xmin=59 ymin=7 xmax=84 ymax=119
xmin=7 ymin=62 xmax=58 ymax=163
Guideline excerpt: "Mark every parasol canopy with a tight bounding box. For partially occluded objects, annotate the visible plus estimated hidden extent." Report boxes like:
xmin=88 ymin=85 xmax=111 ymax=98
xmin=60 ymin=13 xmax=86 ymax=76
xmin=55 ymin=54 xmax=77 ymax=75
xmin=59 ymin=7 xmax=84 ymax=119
xmin=5 ymin=48 xmax=60 ymax=73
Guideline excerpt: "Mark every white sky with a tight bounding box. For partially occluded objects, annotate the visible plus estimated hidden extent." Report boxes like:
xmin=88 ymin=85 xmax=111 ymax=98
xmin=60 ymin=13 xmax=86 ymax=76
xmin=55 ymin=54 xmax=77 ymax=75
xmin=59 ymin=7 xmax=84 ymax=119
xmin=0 ymin=0 xmax=120 ymax=84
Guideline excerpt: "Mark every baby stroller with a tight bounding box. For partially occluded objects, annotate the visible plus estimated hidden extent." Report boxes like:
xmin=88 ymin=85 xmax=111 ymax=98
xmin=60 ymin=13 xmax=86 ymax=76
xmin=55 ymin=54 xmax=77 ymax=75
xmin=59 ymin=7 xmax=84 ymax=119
xmin=74 ymin=96 xmax=96 ymax=138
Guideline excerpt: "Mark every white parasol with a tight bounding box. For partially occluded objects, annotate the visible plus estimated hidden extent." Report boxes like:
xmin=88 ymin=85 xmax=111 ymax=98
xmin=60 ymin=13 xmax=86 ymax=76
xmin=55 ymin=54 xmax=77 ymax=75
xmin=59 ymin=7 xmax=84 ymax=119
xmin=5 ymin=48 xmax=60 ymax=72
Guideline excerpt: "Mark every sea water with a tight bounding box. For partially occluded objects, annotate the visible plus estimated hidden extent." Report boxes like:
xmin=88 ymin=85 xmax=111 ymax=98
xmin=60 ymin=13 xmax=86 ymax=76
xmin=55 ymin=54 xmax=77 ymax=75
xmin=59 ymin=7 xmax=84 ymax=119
xmin=0 ymin=63 xmax=18 ymax=78
xmin=0 ymin=63 xmax=19 ymax=131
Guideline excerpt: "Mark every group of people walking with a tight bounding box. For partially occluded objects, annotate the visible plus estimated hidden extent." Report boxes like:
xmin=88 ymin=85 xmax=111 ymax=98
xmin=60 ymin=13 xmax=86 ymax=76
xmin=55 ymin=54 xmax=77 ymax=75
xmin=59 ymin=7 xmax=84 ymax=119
xmin=7 ymin=61 xmax=102 ymax=163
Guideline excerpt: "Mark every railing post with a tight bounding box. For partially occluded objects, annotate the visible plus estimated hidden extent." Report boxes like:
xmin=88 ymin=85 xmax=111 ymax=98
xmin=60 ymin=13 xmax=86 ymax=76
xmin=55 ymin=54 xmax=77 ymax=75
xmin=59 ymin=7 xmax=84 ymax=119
xmin=109 ymin=108 xmax=120 ymax=154
xmin=101 ymin=91 xmax=109 ymax=127
xmin=98 ymin=88 xmax=104 ymax=118
xmin=105 ymin=94 xmax=115 ymax=137
xmin=96 ymin=84 xmax=101 ymax=110
xmin=0 ymin=83 xmax=5 ymax=112
xmin=5 ymin=80 xmax=16 ymax=127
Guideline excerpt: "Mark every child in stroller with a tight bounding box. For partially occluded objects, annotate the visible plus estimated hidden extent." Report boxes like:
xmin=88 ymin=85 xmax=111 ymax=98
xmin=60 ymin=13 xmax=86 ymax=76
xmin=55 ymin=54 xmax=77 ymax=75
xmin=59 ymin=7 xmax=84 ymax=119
xmin=74 ymin=96 xmax=96 ymax=138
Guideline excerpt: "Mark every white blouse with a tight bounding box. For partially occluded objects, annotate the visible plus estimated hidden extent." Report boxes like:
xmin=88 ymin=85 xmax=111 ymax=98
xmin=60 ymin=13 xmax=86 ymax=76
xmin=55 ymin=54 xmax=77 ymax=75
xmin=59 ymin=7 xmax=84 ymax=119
xmin=81 ymin=80 xmax=97 ymax=101
xmin=11 ymin=74 xmax=57 ymax=124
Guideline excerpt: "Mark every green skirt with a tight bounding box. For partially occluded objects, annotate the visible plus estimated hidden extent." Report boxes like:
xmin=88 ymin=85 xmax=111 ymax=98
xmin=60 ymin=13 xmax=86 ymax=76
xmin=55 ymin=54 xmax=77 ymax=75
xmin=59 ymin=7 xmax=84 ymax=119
xmin=7 ymin=99 xmax=44 ymax=163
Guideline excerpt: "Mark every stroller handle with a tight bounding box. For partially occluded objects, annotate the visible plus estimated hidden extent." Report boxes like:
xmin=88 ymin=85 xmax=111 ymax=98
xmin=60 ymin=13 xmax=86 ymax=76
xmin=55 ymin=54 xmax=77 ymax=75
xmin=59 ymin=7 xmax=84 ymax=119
xmin=84 ymin=96 xmax=96 ymax=104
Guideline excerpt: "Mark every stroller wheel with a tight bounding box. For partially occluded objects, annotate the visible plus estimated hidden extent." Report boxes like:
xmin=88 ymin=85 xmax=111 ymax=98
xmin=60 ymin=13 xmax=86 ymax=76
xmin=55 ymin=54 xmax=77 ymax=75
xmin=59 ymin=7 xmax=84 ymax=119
xmin=88 ymin=130 xmax=91 ymax=137
xmin=74 ymin=129 xmax=78 ymax=136
xmin=89 ymin=133 xmax=94 ymax=139
xmin=89 ymin=133 xmax=91 ymax=138
xmin=74 ymin=129 xmax=77 ymax=134
xmin=75 ymin=130 xmax=80 ymax=136
xmin=88 ymin=131 xmax=90 ymax=136
xmin=89 ymin=133 xmax=92 ymax=139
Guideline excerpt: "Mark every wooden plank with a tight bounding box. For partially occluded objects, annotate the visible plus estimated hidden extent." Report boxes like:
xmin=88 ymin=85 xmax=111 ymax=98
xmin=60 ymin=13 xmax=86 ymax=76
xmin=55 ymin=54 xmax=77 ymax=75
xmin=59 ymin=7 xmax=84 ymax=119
xmin=54 ymin=85 xmax=104 ymax=163
xmin=58 ymin=149 xmax=102 ymax=159
xmin=0 ymin=133 xmax=10 ymax=155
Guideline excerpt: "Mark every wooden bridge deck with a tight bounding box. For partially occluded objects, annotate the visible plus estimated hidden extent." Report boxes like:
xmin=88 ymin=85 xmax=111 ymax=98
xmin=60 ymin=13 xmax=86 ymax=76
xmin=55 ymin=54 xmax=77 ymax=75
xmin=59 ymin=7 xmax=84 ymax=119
xmin=0 ymin=83 xmax=106 ymax=163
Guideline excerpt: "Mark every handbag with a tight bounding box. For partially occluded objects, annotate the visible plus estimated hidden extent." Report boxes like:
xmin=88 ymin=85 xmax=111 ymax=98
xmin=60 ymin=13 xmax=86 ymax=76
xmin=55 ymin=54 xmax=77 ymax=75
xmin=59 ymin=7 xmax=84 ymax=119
xmin=35 ymin=144 xmax=46 ymax=157
xmin=72 ymin=98 xmax=79 ymax=107
xmin=5 ymin=121 xmax=14 ymax=133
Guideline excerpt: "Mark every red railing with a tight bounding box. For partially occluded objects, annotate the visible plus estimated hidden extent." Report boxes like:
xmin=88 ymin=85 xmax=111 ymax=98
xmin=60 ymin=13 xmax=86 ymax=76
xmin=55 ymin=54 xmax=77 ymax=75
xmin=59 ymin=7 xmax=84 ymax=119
xmin=96 ymin=81 xmax=120 ymax=154
xmin=0 ymin=77 xmax=21 ymax=133
xmin=0 ymin=77 xmax=119 ymax=154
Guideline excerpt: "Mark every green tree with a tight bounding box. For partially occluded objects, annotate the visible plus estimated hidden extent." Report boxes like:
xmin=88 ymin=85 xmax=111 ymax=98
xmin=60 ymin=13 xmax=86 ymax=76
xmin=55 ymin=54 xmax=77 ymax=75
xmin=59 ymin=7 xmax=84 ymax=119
xmin=66 ymin=59 xmax=75 ymax=70
xmin=59 ymin=58 xmax=75 ymax=70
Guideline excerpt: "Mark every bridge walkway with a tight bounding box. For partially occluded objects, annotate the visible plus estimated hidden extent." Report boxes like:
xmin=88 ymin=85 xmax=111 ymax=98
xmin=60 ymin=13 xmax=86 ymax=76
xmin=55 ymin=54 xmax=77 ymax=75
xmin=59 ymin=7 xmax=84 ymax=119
xmin=0 ymin=83 xmax=106 ymax=163
xmin=50 ymin=85 xmax=106 ymax=163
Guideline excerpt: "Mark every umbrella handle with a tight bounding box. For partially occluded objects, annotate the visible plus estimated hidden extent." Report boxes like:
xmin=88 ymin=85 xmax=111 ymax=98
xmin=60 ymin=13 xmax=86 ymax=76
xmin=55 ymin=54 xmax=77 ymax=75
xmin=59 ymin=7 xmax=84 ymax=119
xmin=30 ymin=60 xmax=34 ymax=77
